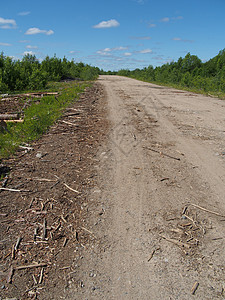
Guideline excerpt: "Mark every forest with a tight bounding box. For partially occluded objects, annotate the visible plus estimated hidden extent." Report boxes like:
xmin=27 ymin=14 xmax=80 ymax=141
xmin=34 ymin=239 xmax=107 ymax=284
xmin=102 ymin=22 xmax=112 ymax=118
xmin=1 ymin=49 xmax=225 ymax=95
xmin=116 ymin=49 xmax=225 ymax=95
xmin=0 ymin=53 xmax=99 ymax=93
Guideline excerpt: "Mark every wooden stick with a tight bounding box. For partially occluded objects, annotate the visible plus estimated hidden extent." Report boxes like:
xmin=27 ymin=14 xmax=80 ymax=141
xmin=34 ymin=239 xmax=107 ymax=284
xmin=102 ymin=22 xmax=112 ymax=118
xmin=5 ymin=119 xmax=24 ymax=123
xmin=32 ymin=274 xmax=38 ymax=285
xmin=191 ymin=281 xmax=199 ymax=295
xmin=0 ymin=187 xmax=30 ymax=192
xmin=145 ymin=147 xmax=181 ymax=161
xmin=42 ymin=219 xmax=47 ymax=240
xmin=0 ymin=187 xmax=22 ymax=192
xmin=148 ymin=249 xmax=160 ymax=262
xmin=15 ymin=263 xmax=48 ymax=270
xmin=7 ymin=266 xmax=14 ymax=283
xmin=64 ymin=183 xmax=80 ymax=194
xmin=81 ymin=226 xmax=97 ymax=238
xmin=39 ymin=268 xmax=44 ymax=284
xmin=15 ymin=236 xmax=22 ymax=251
xmin=0 ymin=113 xmax=20 ymax=120
xmin=63 ymin=237 xmax=68 ymax=247
xmin=19 ymin=145 xmax=34 ymax=151
xmin=61 ymin=120 xmax=78 ymax=126
xmin=160 ymin=235 xmax=191 ymax=249
xmin=11 ymin=245 xmax=15 ymax=259
xmin=28 ymin=177 xmax=57 ymax=182
xmin=187 ymin=203 xmax=225 ymax=218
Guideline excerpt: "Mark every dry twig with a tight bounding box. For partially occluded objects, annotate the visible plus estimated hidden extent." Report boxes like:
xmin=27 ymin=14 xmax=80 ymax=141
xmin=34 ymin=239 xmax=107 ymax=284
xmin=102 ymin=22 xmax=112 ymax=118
xmin=191 ymin=281 xmax=199 ymax=295
xmin=15 ymin=263 xmax=48 ymax=270
xmin=160 ymin=235 xmax=191 ymax=249
xmin=187 ymin=203 xmax=225 ymax=218
xmin=64 ymin=183 xmax=80 ymax=194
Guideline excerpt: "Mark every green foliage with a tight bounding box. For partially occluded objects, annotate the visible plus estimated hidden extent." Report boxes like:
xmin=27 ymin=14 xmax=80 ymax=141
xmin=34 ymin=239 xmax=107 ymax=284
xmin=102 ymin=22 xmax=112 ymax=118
xmin=0 ymin=52 xmax=99 ymax=93
xmin=80 ymin=65 xmax=99 ymax=81
xmin=116 ymin=49 xmax=225 ymax=97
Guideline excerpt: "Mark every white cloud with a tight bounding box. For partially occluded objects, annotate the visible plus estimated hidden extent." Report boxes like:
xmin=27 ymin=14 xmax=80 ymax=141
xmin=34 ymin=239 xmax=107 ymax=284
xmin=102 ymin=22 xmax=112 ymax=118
xmin=93 ymin=19 xmax=120 ymax=29
xmin=0 ymin=17 xmax=17 ymax=29
xmin=23 ymin=51 xmax=36 ymax=55
xmin=96 ymin=50 xmax=112 ymax=56
xmin=69 ymin=50 xmax=80 ymax=54
xmin=0 ymin=42 xmax=12 ymax=46
xmin=172 ymin=37 xmax=194 ymax=43
xmin=172 ymin=16 xmax=183 ymax=20
xmin=149 ymin=23 xmax=156 ymax=28
xmin=130 ymin=36 xmax=151 ymax=40
xmin=160 ymin=17 xmax=170 ymax=22
xmin=134 ymin=0 xmax=145 ymax=4
xmin=26 ymin=45 xmax=38 ymax=49
xmin=173 ymin=37 xmax=181 ymax=41
xmin=18 ymin=11 xmax=30 ymax=16
xmin=97 ymin=46 xmax=128 ymax=56
xmin=124 ymin=52 xmax=132 ymax=56
xmin=136 ymin=49 xmax=152 ymax=54
xmin=19 ymin=40 xmax=29 ymax=43
xmin=25 ymin=27 xmax=54 ymax=35
xmin=112 ymin=46 xmax=128 ymax=51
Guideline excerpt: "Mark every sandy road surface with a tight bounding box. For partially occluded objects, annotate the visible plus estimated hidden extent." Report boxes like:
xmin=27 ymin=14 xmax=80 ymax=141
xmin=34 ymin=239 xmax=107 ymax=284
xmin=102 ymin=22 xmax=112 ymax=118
xmin=73 ymin=75 xmax=225 ymax=299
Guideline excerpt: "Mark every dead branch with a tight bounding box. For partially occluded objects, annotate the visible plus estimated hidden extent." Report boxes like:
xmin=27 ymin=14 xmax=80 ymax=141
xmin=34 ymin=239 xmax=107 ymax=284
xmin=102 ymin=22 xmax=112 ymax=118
xmin=32 ymin=274 xmax=38 ymax=285
xmin=7 ymin=266 xmax=14 ymax=283
xmin=148 ymin=248 xmax=160 ymax=262
xmin=39 ymin=268 xmax=44 ymax=284
xmin=15 ymin=236 xmax=22 ymax=251
xmin=0 ymin=113 xmax=20 ymax=120
xmin=61 ymin=120 xmax=78 ymax=126
xmin=5 ymin=119 xmax=24 ymax=123
xmin=191 ymin=281 xmax=199 ymax=295
xmin=160 ymin=235 xmax=191 ymax=249
xmin=187 ymin=203 xmax=225 ymax=218
xmin=63 ymin=183 xmax=80 ymax=194
xmin=81 ymin=226 xmax=97 ymax=238
xmin=42 ymin=219 xmax=47 ymax=240
xmin=63 ymin=237 xmax=68 ymax=247
xmin=28 ymin=177 xmax=57 ymax=182
xmin=15 ymin=263 xmax=48 ymax=270
xmin=144 ymin=147 xmax=181 ymax=161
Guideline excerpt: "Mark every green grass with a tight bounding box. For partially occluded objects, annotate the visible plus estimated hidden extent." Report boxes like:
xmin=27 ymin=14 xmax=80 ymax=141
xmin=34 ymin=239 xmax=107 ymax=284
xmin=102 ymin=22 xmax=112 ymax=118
xmin=0 ymin=80 xmax=90 ymax=159
xmin=127 ymin=75 xmax=225 ymax=100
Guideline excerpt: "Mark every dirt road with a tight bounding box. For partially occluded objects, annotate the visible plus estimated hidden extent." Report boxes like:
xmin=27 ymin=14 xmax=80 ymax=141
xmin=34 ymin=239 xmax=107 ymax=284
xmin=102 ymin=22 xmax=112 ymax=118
xmin=73 ymin=76 xmax=225 ymax=299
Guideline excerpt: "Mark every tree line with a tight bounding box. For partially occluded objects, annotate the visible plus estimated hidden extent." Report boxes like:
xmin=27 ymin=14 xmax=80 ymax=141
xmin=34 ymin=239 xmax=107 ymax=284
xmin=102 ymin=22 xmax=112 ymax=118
xmin=115 ymin=49 xmax=225 ymax=94
xmin=0 ymin=53 xmax=100 ymax=93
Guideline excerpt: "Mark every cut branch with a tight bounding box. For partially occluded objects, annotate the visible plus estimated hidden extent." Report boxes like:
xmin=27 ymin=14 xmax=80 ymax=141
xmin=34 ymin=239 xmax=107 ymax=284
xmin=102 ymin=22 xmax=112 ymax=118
xmin=187 ymin=203 xmax=225 ymax=218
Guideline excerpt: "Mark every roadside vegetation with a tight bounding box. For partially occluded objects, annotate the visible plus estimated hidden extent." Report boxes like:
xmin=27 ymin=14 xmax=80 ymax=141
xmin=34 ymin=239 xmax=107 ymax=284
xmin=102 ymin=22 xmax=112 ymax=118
xmin=0 ymin=80 xmax=90 ymax=159
xmin=0 ymin=53 xmax=100 ymax=160
xmin=0 ymin=52 xmax=99 ymax=93
xmin=114 ymin=49 xmax=225 ymax=98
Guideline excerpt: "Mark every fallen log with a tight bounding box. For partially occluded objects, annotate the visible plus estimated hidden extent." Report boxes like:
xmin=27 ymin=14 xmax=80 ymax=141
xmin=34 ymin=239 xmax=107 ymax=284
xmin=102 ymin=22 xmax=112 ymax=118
xmin=5 ymin=119 xmax=24 ymax=123
xmin=0 ymin=113 xmax=20 ymax=120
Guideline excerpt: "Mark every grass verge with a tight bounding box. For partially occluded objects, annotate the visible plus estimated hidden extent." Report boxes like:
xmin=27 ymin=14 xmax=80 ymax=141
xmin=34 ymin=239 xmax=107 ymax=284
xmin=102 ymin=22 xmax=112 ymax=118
xmin=0 ymin=80 xmax=90 ymax=159
xmin=127 ymin=76 xmax=225 ymax=100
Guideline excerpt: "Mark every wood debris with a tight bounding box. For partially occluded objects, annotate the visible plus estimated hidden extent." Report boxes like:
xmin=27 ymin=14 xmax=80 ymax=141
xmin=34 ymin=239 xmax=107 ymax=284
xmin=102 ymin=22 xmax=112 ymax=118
xmin=191 ymin=281 xmax=199 ymax=295
xmin=144 ymin=146 xmax=181 ymax=161
xmin=186 ymin=203 xmax=225 ymax=218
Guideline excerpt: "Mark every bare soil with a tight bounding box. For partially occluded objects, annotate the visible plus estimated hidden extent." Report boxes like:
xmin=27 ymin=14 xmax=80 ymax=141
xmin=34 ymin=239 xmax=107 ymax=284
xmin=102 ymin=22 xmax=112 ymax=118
xmin=0 ymin=83 xmax=108 ymax=299
xmin=1 ymin=76 xmax=225 ymax=299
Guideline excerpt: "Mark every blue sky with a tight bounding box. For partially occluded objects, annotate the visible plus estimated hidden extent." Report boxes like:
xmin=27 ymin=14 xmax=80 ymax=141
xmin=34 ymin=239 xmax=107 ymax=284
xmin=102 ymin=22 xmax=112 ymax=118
xmin=1 ymin=0 xmax=225 ymax=70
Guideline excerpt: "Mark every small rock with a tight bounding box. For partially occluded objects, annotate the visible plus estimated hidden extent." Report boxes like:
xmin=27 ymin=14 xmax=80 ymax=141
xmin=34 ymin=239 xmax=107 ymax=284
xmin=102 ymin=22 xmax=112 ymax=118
xmin=36 ymin=152 xmax=43 ymax=158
